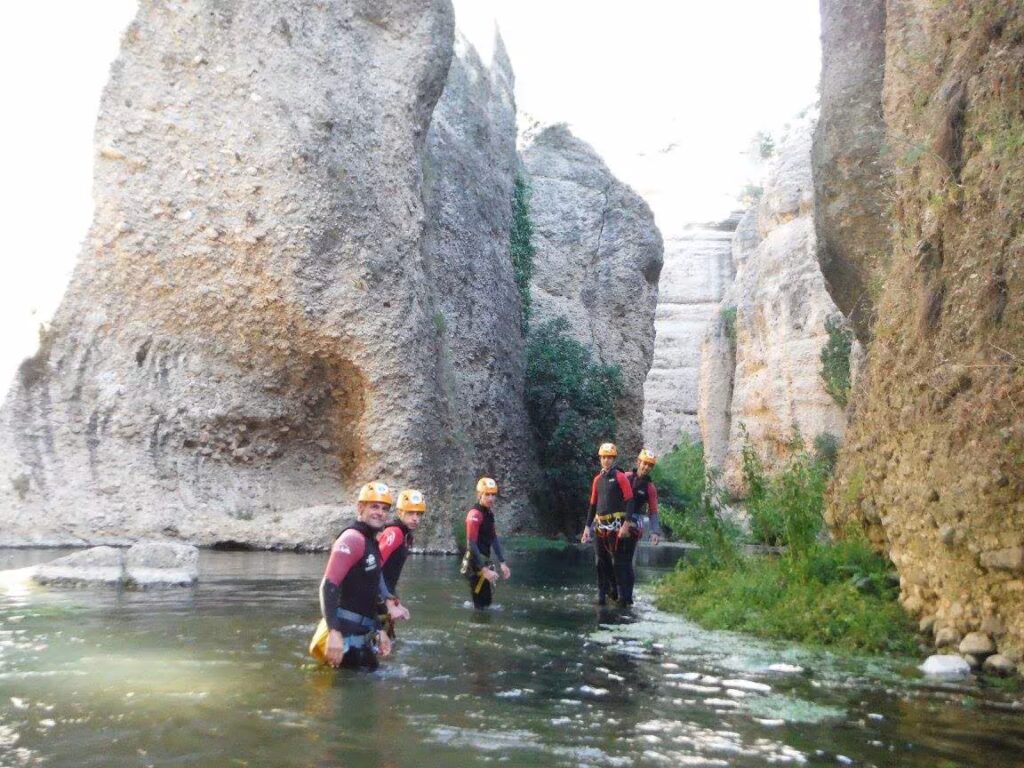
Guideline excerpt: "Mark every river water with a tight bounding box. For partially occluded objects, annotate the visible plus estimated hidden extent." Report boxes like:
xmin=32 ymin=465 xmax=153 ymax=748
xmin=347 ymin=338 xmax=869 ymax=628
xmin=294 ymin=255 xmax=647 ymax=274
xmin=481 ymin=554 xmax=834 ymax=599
xmin=1 ymin=547 xmax=1022 ymax=768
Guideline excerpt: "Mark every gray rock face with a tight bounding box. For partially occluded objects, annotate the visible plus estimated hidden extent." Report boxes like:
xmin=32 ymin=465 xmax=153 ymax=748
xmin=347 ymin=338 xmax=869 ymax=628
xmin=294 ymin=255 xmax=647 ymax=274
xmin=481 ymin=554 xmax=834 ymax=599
xmin=32 ymin=541 xmax=198 ymax=588
xmin=422 ymin=31 xmax=538 ymax=529
xmin=718 ymin=118 xmax=852 ymax=493
xmin=813 ymin=0 xmax=890 ymax=342
xmin=644 ymin=219 xmax=738 ymax=457
xmin=521 ymin=124 xmax=663 ymax=458
xmin=919 ymin=654 xmax=970 ymax=677
xmin=0 ymin=1 xmax=469 ymax=548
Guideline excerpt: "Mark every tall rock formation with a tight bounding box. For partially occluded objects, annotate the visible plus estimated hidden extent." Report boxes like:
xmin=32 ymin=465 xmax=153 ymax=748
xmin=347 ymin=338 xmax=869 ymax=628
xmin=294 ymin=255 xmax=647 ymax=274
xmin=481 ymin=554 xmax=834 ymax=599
xmin=421 ymin=30 xmax=538 ymax=530
xmin=643 ymin=220 xmax=738 ymax=458
xmin=0 ymin=0 xmax=536 ymax=550
xmin=706 ymin=119 xmax=851 ymax=493
xmin=822 ymin=0 xmax=1024 ymax=664
xmin=812 ymin=0 xmax=890 ymax=342
xmin=521 ymin=124 xmax=663 ymax=459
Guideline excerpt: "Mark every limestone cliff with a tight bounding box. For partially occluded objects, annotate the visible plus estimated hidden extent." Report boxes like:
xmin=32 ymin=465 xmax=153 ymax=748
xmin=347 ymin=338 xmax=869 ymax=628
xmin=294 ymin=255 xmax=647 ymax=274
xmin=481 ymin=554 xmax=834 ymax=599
xmin=716 ymin=119 xmax=851 ymax=494
xmin=644 ymin=219 xmax=737 ymax=458
xmin=812 ymin=0 xmax=890 ymax=342
xmin=822 ymin=0 xmax=1024 ymax=666
xmin=421 ymin=31 xmax=538 ymax=531
xmin=0 ymin=0 xmax=506 ymax=550
xmin=521 ymin=125 xmax=663 ymax=459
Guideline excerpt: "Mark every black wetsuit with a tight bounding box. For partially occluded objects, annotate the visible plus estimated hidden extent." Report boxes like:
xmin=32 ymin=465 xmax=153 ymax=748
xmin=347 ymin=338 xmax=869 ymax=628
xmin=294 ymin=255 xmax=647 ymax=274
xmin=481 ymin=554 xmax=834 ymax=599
xmin=585 ymin=466 xmax=635 ymax=606
xmin=465 ymin=503 xmax=506 ymax=609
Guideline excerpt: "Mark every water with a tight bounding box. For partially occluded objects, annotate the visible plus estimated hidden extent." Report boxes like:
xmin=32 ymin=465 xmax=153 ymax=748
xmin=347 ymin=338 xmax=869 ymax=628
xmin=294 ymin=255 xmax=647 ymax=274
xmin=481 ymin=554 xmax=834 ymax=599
xmin=1 ymin=548 xmax=1022 ymax=767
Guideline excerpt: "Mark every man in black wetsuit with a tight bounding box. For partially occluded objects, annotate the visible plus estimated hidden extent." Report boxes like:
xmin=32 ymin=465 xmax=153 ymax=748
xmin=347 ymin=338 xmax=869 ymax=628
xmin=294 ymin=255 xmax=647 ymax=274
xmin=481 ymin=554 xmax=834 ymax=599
xmin=376 ymin=488 xmax=425 ymax=638
xmin=618 ymin=449 xmax=662 ymax=606
xmin=318 ymin=482 xmax=411 ymax=670
xmin=580 ymin=442 xmax=636 ymax=606
xmin=463 ymin=477 xmax=511 ymax=609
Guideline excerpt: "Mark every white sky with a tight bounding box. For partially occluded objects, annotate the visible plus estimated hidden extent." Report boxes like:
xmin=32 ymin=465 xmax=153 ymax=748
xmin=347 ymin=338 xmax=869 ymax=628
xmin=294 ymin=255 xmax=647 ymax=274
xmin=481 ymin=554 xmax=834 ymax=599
xmin=0 ymin=1 xmax=820 ymax=389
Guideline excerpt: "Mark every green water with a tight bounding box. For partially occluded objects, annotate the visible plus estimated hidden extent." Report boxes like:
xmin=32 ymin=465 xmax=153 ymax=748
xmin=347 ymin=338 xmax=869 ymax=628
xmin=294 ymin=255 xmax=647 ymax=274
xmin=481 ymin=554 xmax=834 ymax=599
xmin=1 ymin=548 xmax=1022 ymax=767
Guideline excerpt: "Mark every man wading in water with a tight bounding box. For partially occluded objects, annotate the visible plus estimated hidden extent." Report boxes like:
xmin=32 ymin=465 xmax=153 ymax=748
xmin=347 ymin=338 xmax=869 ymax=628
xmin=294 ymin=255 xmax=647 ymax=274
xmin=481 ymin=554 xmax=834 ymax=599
xmin=376 ymin=488 xmax=426 ymax=639
xmin=462 ymin=477 xmax=511 ymax=609
xmin=318 ymin=482 xmax=410 ymax=670
xmin=618 ymin=449 xmax=661 ymax=606
xmin=580 ymin=443 xmax=636 ymax=606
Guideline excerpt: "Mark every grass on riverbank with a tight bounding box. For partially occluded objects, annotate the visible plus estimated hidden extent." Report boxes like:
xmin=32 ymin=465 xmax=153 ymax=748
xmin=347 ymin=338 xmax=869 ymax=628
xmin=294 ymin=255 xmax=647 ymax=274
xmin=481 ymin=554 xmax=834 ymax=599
xmin=653 ymin=434 xmax=920 ymax=656
xmin=504 ymin=535 xmax=573 ymax=552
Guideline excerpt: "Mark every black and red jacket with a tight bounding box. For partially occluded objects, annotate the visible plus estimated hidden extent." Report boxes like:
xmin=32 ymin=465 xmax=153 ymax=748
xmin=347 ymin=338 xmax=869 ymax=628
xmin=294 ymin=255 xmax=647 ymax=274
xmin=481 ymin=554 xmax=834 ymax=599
xmin=586 ymin=466 xmax=635 ymax=529
xmin=319 ymin=520 xmax=388 ymax=633
xmin=466 ymin=503 xmax=506 ymax=569
xmin=625 ymin=470 xmax=661 ymax=535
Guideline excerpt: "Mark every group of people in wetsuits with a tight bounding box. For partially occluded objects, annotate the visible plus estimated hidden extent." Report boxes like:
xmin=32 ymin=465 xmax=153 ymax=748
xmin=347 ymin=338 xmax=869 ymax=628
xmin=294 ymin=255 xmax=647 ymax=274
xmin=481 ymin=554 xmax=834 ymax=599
xmin=313 ymin=443 xmax=659 ymax=670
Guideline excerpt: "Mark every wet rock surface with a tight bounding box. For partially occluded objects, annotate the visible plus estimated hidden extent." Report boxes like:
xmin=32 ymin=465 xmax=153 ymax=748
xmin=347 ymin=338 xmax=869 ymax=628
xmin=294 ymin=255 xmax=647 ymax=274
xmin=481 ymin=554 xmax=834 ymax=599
xmin=31 ymin=541 xmax=198 ymax=588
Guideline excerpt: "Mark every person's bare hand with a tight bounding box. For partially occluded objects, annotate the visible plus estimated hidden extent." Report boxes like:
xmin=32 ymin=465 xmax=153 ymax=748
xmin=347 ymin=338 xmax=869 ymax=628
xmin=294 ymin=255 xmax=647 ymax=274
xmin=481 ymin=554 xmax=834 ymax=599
xmin=326 ymin=629 xmax=344 ymax=668
xmin=483 ymin=567 xmax=498 ymax=584
xmin=651 ymin=533 xmax=661 ymax=546
xmin=499 ymin=562 xmax=511 ymax=580
xmin=580 ymin=528 xmax=591 ymax=544
xmin=386 ymin=600 xmax=410 ymax=622
xmin=377 ymin=630 xmax=392 ymax=657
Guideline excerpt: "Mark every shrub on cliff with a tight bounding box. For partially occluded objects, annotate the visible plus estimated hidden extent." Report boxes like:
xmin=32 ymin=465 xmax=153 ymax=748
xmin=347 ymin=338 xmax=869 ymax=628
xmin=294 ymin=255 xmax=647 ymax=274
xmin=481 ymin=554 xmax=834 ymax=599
xmin=510 ymin=175 xmax=535 ymax=330
xmin=820 ymin=315 xmax=853 ymax=407
xmin=525 ymin=317 xmax=623 ymax=532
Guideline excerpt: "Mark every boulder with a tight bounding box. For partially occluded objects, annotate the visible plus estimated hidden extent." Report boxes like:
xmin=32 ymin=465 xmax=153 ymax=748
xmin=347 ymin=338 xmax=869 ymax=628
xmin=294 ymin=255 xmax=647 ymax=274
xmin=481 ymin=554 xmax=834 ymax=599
xmin=958 ymin=632 xmax=995 ymax=658
xmin=32 ymin=546 xmax=125 ymax=586
xmin=982 ymin=654 xmax=1016 ymax=677
xmin=918 ymin=654 xmax=970 ymax=677
xmin=125 ymin=541 xmax=198 ymax=587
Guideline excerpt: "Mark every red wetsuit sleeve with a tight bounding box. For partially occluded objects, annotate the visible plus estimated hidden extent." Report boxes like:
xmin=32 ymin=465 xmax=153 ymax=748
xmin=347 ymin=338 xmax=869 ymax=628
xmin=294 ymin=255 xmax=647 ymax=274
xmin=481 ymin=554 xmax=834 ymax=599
xmin=590 ymin=475 xmax=600 ymax=506
xmin=466 ymin=509 xmax=483 ymax=545
xmin=647 ymin=482 xmax=658 ymax=515
xmin=377 ymin=526 xmax=405 ymax=566
xmin=323 ymin=529 xmax=366 ymax=585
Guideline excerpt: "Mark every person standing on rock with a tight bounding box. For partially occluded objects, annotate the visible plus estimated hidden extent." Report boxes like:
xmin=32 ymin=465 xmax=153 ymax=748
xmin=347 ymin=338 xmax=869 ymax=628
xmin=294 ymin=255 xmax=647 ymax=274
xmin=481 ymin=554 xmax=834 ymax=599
xmin=580 ymin=443 xmax=636 ymax=606
xmin=462 ymin=477 xmax=511 ymax=609
xmin=617 ymin=449 xmax=661 ymax=606
xmin=376 ymin=488 xmax=426 ymax=638
xmin=317 ymin=482 xmax=410 ymax=670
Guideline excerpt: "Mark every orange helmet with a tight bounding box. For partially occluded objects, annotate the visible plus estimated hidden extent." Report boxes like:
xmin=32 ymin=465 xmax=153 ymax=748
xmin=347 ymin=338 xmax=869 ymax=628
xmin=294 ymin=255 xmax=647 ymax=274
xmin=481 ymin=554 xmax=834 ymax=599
xmin=396 ymin=489 xmax=427 ymax=513
xmin=357 ymin=481 xmax=393 ymax=506
xmin=598 ymin=442 xmax=618 ymax=457
xmin=476 ymin=477 xmax=499 ymax=495
xmin=637 ymin=448 xmax=657 ymax=467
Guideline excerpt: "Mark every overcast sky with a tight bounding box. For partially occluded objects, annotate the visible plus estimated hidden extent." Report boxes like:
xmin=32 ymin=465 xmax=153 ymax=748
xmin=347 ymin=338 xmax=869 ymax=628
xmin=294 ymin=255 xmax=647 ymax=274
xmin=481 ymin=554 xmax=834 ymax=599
xmin=0 ymin=1 xmax=820 ymax=388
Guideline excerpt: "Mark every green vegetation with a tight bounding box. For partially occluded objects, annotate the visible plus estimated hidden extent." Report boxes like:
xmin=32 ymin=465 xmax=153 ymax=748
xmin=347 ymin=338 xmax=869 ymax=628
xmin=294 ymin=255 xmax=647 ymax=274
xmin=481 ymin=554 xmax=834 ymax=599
xmin=510 ymin=175 xmax=536 ymax=330
xmin=820 ymin=315 xmax=853 ymax=407
xmin=654 ymin=432 xmax=918 ymax=655
xmin=650 ymin=435 xmax=708 ymax=542
xmin=525 ymin=317 xmax=624 ymax=533
xmin=720 ymin=305 xmax=737 ymax=344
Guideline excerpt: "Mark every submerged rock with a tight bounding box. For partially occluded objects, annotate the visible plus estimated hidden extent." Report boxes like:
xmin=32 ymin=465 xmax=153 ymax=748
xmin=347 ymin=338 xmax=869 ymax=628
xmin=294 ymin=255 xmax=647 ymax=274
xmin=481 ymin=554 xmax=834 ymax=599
xmin=32 ymin=541 xmax=198 ymax=588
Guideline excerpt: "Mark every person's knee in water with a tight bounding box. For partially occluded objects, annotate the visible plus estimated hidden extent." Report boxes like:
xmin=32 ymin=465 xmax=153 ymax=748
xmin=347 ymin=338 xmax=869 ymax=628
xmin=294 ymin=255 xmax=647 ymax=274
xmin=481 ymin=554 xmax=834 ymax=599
xmin=463 ymin=477 xmax=511 ymax=609
xmin=580 ymin=442 xmax=635 ymax=606
xmin=376 ymin=489 xmax=426 ymax=638
xmin=317 ymin=481 xmax=411 ymax=670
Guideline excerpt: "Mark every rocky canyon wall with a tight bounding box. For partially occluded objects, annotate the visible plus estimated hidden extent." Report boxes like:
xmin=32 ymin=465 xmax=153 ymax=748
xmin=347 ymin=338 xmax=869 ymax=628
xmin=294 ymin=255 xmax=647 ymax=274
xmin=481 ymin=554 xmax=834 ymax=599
xmin=521 ymin=125 xmax=663 ymax=460
xmin=643 ymin=220 xmax=737 ymax=458
xmin=0 ymin=0 xmax=539 ymax=550
xmin=821 ymin=0 xmax=1024 ymax=666
xmin=698 ymin=119 xmax=851 ymax=494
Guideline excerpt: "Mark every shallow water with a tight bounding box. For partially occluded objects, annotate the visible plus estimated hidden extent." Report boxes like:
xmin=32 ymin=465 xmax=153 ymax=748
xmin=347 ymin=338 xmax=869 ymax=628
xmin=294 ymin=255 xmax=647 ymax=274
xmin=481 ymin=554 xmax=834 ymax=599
xmin=1 ymin=547 xmax=1022 ymax=767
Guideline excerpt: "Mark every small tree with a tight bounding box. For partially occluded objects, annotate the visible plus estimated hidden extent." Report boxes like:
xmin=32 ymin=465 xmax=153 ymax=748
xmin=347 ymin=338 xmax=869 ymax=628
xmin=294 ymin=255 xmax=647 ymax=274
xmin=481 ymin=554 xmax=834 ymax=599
xmin=525 ymin=317 xmax=623 ymax=532
xmin=820 ymin=315 xmax=853 ymax=407
xmin=510 ymin=175 xmax=535 ymax=330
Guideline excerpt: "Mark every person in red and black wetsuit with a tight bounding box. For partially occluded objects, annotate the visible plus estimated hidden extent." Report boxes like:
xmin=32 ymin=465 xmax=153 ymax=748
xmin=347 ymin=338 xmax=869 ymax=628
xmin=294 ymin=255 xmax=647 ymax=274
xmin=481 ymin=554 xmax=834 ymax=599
xmin=463 ymin=477 xmax=511 ymax=609
xmin=376 ymin=488 xmax=426 ymax=638
xmin=319 ymin=482 xmax=411 ymax=670
xmin=580 ymin=442 xmax=636 ymax=606
xmin=619 ymin=449 xmax=662 ymax=606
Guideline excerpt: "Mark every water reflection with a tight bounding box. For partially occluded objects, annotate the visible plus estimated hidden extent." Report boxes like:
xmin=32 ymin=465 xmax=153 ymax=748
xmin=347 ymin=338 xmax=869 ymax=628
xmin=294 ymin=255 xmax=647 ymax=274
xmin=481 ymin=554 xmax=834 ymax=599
xmin=0 ymin=548 xmax=1022 ymax=768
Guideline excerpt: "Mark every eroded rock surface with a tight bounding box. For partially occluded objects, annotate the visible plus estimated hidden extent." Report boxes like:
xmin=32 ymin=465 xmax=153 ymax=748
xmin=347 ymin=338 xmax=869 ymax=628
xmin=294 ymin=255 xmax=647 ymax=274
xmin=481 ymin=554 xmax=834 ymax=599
xmin=0 ymin=1 xmax=469 ymax=547
xmin=825 ymin=0 xmax=1024 ymax=661
xmin=644 ymin=219 xmax=738 ymax=457
xmin=521 ymin=124 xmax=663 ymax=458
xmin=32 ymin=541 xmax=199 ymax=588
xmin=720 ymin=118 xmax=851 ymax=494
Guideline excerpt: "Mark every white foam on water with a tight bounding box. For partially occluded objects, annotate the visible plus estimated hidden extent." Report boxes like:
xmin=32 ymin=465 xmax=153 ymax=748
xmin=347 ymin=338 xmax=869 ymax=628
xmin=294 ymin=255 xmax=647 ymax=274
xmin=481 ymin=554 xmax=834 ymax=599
xmin=722 ymin=679 xmax=771 ymax=692
xmin=767 ymin=663 xmax=804 ymax=674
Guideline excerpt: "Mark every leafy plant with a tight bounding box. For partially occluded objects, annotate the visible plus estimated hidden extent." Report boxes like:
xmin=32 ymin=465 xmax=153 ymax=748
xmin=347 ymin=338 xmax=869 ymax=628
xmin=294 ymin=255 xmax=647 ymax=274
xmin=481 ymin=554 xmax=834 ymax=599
xmin=820 ymin=315 xmax=853 ymax=407
xmin=510 ymin=175 xmax=536 ymax=330
xmin=721 ymin=305 xmax=737 ymax=344
xmin=525 ymin=317 xmax=623 ymax=532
